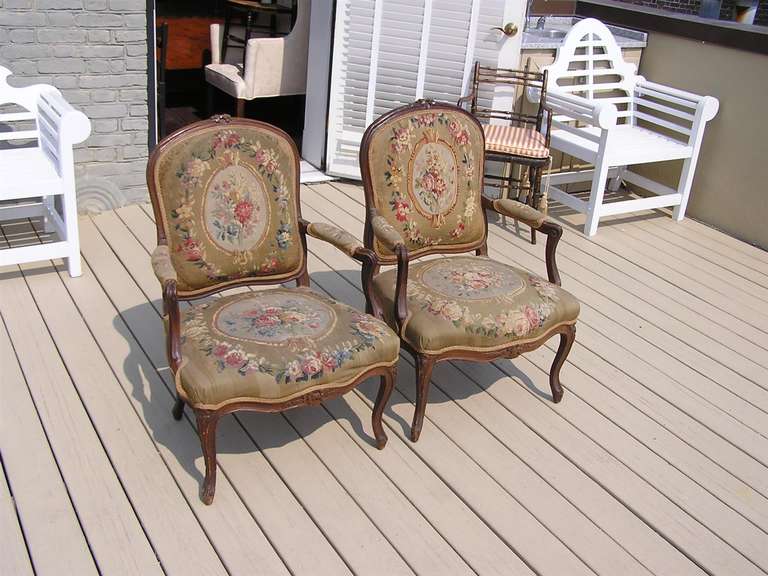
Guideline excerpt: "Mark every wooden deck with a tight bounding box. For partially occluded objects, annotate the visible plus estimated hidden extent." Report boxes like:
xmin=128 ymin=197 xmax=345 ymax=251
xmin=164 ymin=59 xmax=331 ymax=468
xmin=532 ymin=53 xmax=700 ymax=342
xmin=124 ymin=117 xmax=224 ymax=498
xmin=2 ymin=181 xmax=768 ymax=576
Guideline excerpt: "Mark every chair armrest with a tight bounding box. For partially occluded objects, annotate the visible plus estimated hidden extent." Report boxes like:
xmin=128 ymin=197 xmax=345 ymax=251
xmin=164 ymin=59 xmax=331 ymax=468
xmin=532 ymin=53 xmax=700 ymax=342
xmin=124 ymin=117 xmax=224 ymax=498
xmin=367 ymin=212 xmax=409 ymax=334
xmin=304 ymin=221 xmax=365 ymax=259
xmin=634 ymin=79 xmax=719 ymax=122
xmin=371 ymin=214 xmax=405 ymax=251
xmin=152 ymin=244 xmax=183 ymax=373
xmin=484 ymin=197 xmax=564 ymax=286
xmin=546 ymin=89 xmax=618 ymax=130
xmin=489 ymin=198 xmax=547 ymax=229
xmin=151 ymin=244 xmax=178 ymax=286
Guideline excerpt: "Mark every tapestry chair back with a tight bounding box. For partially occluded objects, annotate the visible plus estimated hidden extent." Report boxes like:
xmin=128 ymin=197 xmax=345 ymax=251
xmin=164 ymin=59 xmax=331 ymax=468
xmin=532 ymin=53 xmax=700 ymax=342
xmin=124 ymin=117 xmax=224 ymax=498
xmin=148 ymin=118 xmax=305 ymax=296
xmin=360 ymin=102 xmax=488 ymax=265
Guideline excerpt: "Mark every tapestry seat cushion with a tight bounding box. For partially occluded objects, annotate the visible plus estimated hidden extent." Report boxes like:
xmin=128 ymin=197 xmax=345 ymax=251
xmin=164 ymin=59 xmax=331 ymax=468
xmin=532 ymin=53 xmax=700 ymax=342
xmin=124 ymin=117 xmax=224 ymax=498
xmin=483 ymin=125 xmax=549 ymax=159
xmin=176 ymin=287 xmax=400 ymax=408
xmin=372 ymin=256 xmax=579 ymax=354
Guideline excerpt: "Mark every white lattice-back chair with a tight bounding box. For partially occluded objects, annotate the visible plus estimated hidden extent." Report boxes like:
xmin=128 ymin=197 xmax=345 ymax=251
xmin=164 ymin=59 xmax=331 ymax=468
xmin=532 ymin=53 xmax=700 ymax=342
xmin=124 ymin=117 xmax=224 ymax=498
xmin=540 ymin=18 xmax=719 ymax=236
xmin=0 ymin=66 xmax=91 ymax=276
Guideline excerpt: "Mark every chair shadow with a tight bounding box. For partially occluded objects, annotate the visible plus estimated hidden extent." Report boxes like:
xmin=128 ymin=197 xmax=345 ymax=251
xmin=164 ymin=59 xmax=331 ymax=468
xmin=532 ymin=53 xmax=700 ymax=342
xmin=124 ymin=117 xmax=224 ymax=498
xmin=116 ymin=294 xmax=383 ymax=484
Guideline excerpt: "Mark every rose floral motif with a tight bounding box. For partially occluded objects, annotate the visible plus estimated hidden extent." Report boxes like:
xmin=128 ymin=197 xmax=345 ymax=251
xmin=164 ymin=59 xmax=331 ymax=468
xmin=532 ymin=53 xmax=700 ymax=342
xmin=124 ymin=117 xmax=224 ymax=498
xmin=382 ymin=111 xmax=479 ymax=247
xmin=182 ymin=295 xmax=392 ymax=384
xmin=407 ymin=264 xmax=562 ymax=341
xmin=216 ymin=296 xmax=331 ymax=343
xmin=169 ymin=129 xmax=298 ymax=280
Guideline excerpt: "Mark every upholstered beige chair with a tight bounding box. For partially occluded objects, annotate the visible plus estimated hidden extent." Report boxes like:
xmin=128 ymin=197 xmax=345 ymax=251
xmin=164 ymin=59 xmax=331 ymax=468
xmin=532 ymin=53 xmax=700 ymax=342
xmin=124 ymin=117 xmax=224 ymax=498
xmin=359 ymin=101 xmax=579 ymax=441
xmin=148 ymin=116 xmax=399 ymax=503
xmin=206 ymin=0 xmax=309 ymax=116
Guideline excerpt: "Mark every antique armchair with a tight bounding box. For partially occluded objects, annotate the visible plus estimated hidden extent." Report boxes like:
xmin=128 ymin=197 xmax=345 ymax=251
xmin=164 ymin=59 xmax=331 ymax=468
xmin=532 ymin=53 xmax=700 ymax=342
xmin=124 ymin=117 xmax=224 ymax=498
xmin=359 ymin=101 xmax=579 ymax=441
xmin=147 ymin=116 xmax=399 ymax=504
xmin=458 ymin=61 xmax=552 ymax=244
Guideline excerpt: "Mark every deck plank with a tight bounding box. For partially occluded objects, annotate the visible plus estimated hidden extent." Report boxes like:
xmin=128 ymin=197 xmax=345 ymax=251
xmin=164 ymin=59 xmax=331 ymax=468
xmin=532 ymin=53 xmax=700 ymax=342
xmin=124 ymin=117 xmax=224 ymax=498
xmin=0 ymin=318 xmax=94 ymax=576
xmin=0 ymin=460 xmax=34 ymax=576
xmin=75 ymin=216 xmax=353 ymax=575
xmin=300 ymin=189 xmax=711 ymax=575
xmin=3 ymin=177 xmax=767 ymax=576
xmin=13 ymin=251 xmax=231 ymax=575
xmin=82 ymin=214 xmax=417 ymax=575
xmin=308 ymin=182 xmax=768 ymax=575
xmin=0 ymin=261 xmax=163 ymax=575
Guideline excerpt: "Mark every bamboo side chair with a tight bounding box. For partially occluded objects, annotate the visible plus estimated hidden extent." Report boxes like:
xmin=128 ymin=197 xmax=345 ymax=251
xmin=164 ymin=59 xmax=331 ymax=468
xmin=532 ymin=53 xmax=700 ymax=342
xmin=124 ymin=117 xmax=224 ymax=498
xmin=459 ymin=61 xmax=552 ymax=244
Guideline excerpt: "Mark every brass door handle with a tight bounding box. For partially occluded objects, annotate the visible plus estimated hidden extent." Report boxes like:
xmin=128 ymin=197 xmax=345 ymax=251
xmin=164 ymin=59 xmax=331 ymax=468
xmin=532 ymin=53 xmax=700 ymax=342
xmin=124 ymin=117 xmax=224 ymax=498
xmin=491 ymin=23 xmax=518 ymax=37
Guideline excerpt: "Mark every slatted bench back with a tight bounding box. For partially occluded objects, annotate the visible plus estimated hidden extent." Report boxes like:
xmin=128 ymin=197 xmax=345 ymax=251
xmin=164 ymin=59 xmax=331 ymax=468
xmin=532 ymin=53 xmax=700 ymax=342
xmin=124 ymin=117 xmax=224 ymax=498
xmin=545 ymin=19 xmax=638 ymax=123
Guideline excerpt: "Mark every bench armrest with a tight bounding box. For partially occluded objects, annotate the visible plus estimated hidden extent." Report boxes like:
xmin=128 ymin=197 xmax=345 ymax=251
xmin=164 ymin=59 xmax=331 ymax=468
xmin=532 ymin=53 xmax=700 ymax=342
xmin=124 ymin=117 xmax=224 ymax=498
xmin=634 ymin=79 xmax=719 ymax=122
xmin=546 ymin=89 xmax=618 ymax=130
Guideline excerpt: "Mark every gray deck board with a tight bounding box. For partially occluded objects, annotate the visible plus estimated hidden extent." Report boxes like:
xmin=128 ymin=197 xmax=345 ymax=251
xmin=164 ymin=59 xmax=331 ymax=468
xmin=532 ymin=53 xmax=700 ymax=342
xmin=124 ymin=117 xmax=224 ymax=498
xmin=1 ymin=183 xmax=766 ymax=576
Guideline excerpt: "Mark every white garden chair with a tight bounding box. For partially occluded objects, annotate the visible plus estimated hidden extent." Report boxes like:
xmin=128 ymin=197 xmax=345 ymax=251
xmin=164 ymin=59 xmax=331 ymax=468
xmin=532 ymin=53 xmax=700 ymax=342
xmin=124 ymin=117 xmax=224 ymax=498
xmin=0 ymin=66 xmax=91 ymax=276
xmin=539 ymin=18 xmax=718 ymax=236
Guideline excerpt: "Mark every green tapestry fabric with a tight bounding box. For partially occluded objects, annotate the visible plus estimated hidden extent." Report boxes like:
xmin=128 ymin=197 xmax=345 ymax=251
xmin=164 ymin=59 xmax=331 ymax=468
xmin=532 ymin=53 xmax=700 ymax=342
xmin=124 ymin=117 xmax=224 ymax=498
xmin=365 ymin=108 xmax=486 ymax=260
xmin=151 ymin=124 xmax=304 ymax=293
xmin=176 ymin=287 xmax=400 ymax=407
xmin=372 ymin=256 xmax=579 ymax=353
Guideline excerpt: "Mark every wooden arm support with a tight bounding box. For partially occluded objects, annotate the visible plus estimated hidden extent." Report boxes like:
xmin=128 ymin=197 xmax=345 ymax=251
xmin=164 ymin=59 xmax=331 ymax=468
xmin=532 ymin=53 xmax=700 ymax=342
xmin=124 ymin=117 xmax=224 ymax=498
xmin=368 ymin=212 xmax=410 ymax=333
xmin=152 ymin=245 xmax=183 ymax=373
xmin=484 ymin=196 xmax=563 ymax=286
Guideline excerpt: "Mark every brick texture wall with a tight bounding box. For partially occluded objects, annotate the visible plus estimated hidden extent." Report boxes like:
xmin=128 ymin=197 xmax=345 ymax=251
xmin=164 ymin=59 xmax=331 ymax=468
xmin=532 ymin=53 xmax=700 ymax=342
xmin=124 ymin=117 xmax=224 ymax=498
xmin=615 ymin=0 xmax=768 ymax=24
xmin=0 ymin=0 xmax=149 ymax=212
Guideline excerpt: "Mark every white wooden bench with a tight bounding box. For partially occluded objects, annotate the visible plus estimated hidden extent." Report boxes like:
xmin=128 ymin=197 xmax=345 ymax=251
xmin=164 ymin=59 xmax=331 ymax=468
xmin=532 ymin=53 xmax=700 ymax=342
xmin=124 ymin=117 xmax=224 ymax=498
xmin=0 ymin=66 xmax=91 ymax=276
xmin=540 ymin=19 xmax=719 ymax=236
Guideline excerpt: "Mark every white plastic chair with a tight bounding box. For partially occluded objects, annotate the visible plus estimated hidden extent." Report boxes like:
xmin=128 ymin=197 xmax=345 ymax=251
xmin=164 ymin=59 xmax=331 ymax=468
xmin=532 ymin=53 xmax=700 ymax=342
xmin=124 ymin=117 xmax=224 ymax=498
xmin=540 ymin=18 xmax=718 ymax=236
xmin=0 ymin=66 xmax=91 ymax=276
xmin=205 ymin=0 xmax=310 ymax=116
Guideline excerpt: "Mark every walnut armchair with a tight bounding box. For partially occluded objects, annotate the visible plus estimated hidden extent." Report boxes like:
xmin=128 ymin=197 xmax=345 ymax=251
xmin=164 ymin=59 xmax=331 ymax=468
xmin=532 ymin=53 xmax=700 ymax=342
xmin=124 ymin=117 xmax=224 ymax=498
xmin=359 ymin=101 xmax=579 ymax=442
xmin=147 ymin=116 xmax=399 ymax=503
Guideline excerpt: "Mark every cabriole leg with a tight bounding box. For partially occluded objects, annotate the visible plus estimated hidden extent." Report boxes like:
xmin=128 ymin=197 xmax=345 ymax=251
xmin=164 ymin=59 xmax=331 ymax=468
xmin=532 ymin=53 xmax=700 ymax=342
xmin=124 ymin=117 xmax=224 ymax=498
xmin=411 ymin=355 xmax=436 ymax=442
xmin=195 ymin=410 xmax=220 ymax=505
xmin=550 ymin=325 xmax=576 ymax=403
xmin=372 ymin=366 xmax=396 ymax=449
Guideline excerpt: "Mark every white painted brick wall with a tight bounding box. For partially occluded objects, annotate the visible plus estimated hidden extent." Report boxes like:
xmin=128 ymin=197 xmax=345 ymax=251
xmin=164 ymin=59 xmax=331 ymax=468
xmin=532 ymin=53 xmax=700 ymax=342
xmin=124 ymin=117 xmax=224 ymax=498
xmin=0 ymin=0 xmax=150 ymax=212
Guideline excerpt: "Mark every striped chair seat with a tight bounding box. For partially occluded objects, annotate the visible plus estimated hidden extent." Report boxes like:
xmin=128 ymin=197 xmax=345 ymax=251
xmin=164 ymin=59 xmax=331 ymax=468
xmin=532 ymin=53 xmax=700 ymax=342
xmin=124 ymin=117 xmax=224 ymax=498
xmin=483 ymin=125 xmax=549 ymax=159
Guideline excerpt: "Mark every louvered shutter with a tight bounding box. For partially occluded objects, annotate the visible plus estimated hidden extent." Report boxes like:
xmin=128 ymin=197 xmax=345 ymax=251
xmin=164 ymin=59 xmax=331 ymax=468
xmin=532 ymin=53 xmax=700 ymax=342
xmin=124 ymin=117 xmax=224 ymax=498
xmin=326 ymin=0 xmax=520 ymax=179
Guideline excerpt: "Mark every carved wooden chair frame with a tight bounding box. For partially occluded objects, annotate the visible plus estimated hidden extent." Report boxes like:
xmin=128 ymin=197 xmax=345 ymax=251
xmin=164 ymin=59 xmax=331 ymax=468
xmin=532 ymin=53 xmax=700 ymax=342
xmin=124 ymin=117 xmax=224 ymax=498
xmin=359 ymin=101 xmax=575 ymax=442
xmin=148 ymin=115 xmax=397 ymax=503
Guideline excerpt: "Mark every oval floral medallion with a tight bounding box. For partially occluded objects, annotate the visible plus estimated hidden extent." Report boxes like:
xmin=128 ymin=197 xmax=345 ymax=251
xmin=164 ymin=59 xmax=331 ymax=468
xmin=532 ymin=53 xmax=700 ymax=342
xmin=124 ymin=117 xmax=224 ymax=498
xmin=407 ymin=135 xmax=458 ymax=226
xmin=203 ymin=163 xmax=270 ymax=252
xmin=213 ymin=292 xmax=337 ymax=345
xmin=420 ymin=258 xmax=524 ymax=300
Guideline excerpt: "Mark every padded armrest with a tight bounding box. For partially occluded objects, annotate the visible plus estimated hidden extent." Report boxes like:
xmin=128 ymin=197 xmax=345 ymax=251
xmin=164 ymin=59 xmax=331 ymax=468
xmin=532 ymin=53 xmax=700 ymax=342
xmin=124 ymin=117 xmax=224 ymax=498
xmin=151 ymin=244 xmax=178 ymax=286
xmin=491 ymin=198 xmax=547 ymax=229
xmin=546 ymin=89 xmax=618 ymax=130
xmin=371 ymin=214 xmax=405 ymax=251
xmin=305 ymin=221 xmax=363 ymax=258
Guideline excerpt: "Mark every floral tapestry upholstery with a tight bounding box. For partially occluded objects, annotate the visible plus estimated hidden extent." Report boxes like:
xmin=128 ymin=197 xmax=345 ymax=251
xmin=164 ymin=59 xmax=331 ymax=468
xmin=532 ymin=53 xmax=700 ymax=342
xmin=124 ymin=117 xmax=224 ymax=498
xmin=150 ymin=124 xmax=303 ymax=294
xmin=365 ymin=108 xmax=486 ymax=260
xmin=176 ymin=287 xmax=400 ymax=408
xmin=372 ymin=256 xmax=579 ymax=354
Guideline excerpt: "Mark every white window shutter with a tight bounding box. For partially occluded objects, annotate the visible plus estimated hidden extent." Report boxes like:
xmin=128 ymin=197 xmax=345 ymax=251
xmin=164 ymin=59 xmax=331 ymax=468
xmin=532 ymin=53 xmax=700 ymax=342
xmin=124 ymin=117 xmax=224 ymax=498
xmin=326 ymin=0 xmax=511 ymax=179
